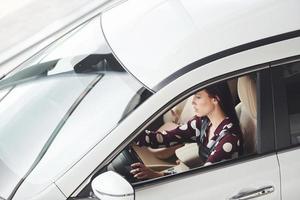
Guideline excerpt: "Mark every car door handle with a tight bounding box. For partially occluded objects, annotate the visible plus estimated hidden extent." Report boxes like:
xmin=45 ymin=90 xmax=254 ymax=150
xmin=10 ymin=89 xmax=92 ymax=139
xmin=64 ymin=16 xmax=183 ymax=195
xmin=229 ymin=185 xmax=274 ymax=200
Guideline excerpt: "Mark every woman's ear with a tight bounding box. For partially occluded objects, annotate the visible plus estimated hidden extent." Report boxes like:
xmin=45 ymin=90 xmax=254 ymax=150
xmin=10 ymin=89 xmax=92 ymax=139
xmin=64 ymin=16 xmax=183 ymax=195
xmin=212 ymin=96 xmax=220 ymax=104
xmin=212 ymin=98 xmax=217 ymax=105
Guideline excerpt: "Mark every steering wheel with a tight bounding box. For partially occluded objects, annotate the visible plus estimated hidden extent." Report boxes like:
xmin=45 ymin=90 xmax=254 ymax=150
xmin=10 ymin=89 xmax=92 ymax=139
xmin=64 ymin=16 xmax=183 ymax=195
xmin=127 ymin=146 xmax=143 ymax=164
xmin=107 ymin=146 xmax=144 ymax=182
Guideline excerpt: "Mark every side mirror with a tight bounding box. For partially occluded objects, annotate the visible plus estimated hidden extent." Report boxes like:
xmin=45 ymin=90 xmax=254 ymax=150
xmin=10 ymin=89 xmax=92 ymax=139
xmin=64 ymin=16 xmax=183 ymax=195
xmin=91 ymin=171 xmax=134 ymax=200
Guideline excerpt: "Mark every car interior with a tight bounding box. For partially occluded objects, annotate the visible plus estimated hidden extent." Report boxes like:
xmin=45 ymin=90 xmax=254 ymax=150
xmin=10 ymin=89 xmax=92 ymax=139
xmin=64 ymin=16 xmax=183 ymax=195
xmin=105 ymin=73 xmax=258 ymax=183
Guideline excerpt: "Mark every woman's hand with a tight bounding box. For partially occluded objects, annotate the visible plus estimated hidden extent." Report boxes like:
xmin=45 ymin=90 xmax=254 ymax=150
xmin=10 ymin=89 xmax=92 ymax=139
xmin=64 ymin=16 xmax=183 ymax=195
xmin=130 ymin=162 xmax=163 ymax=180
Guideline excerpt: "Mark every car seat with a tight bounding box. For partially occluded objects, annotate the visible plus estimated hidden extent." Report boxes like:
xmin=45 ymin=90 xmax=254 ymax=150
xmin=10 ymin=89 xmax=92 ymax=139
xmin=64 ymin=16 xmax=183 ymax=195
xmin=163 ymin=96 xmax=195 ymax=125
xmin=235 ymin=75 xmax=257 ymax=155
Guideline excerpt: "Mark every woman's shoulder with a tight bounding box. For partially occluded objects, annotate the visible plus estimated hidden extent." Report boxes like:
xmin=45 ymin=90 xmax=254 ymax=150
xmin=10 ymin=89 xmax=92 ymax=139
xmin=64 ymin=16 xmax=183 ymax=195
xmin=217 ymin=118 xmax=243 ymax=154
xmin=222 ymin=117 xmax=240 ymax=130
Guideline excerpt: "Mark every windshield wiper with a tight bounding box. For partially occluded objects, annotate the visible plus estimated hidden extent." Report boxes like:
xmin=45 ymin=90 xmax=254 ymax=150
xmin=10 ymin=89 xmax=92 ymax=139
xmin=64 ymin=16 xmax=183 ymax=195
xmin=0 ymin=59 xmax=58 ymax=88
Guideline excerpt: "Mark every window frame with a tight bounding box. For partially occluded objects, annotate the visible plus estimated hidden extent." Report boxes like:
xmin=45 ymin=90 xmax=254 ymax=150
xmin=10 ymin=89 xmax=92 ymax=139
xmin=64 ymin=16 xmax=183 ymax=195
xmin=131 ymin=66 xmax=275 ymax=188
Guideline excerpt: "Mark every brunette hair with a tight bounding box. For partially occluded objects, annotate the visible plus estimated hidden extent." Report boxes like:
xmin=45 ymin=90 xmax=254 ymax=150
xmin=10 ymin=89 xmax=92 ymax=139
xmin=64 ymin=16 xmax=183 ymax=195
xmin=205 ymin=82 xmax=238 ymax=125
xmin=205 ymin=81 xmax=243 ymax=154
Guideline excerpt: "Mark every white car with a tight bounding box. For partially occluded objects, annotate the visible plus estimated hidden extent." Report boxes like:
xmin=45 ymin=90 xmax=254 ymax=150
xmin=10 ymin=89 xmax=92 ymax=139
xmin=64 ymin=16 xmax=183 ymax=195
xmin=0 ymin=0 xmax=300 ymax=200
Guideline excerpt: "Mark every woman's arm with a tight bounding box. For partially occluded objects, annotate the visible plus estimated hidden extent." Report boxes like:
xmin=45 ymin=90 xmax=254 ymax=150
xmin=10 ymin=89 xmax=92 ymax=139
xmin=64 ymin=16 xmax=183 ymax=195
xmin=136 ymin=116 xmax=201 ymax=148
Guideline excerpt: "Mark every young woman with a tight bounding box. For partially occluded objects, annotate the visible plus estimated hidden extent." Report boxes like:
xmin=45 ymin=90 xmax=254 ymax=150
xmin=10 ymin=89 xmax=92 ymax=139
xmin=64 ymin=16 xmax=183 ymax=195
xmin=131 ymin=82 xmax=243 ymax=180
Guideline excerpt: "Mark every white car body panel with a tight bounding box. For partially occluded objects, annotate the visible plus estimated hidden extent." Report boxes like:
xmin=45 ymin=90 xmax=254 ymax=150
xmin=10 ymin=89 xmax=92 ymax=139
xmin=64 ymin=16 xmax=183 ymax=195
xmin=156 ymin=37 xmax=300 ymax=94
xmin=15 ymin=184 xmax=65 ymax=200
xmin=135 ymin=155 xmax=280 ymax=200
xmin=101 ymin=0 xmax=300 ymax=89
xmin=277 ymin=148 xmax=300 ymax=200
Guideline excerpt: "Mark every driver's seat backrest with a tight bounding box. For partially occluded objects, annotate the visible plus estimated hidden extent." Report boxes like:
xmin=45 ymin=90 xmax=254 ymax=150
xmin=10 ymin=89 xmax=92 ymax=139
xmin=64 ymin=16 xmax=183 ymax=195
xmin=163 ymin=96 xmax=195 ymax=124
xmin=235 ymin=75 xmax=257 ymax=155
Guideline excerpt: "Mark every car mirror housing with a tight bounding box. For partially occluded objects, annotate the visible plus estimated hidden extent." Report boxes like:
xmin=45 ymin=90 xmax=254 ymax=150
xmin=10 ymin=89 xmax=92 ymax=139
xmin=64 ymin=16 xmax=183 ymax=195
xmin=91 ymin=171 xmax=134 ymax=200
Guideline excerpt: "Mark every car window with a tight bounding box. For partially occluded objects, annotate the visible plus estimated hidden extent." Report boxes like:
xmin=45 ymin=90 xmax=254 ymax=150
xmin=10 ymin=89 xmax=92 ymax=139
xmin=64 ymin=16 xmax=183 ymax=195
xmin=275 ymin=61 xmax=300 ymax=145
xmin=121 ymin=75 xmax=257 ymax=182
xmin=284 ymin=62 xmax=300 ymax=145
xmin=82 ymin=71 xmax=267 ymax=191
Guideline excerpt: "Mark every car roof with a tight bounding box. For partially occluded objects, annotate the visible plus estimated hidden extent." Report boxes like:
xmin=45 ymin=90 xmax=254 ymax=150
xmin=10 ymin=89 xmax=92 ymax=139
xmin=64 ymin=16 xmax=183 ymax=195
xmin=101 ymin=0 xmax=300 ymax=90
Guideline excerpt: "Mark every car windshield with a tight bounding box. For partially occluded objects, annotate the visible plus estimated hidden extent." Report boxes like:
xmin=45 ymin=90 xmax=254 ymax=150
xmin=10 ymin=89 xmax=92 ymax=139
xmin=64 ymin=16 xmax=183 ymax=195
xmin=0 ymin=16 xmax=151 ymax=200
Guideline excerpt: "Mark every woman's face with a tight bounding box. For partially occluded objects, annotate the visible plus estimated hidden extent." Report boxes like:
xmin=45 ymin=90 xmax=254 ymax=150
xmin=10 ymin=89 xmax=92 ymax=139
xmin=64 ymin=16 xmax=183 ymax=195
xmin=192 ymin=90 xmax=217 ymax=117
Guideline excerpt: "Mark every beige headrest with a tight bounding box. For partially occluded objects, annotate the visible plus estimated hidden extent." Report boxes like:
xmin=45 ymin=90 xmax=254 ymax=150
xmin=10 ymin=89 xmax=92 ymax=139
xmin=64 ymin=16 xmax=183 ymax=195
xmin=237 ymin=76 xmax=257 ymax=119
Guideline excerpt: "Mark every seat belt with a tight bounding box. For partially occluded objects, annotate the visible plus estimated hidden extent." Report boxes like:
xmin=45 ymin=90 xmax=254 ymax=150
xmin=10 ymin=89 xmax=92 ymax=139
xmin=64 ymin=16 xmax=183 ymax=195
xmin=198 ymin=118 xmax=229 ymax=161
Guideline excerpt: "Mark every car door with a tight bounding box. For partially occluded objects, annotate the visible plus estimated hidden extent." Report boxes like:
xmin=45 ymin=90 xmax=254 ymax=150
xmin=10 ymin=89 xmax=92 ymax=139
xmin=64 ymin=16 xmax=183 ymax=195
xmin=135 ymin=158 xmax=279 ymax=200
xmin=271 ymin=59 xmax=300 ymax=200
xmin=133 ymin=69 xmax=281 ymax=200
